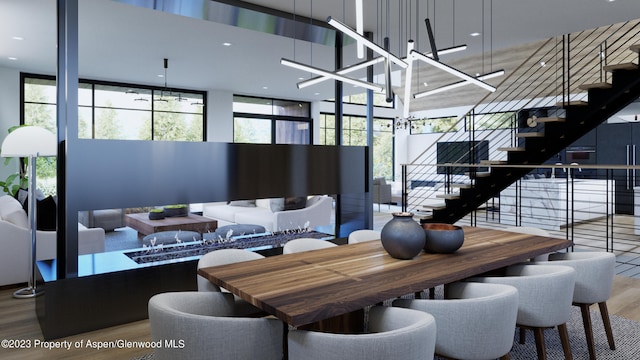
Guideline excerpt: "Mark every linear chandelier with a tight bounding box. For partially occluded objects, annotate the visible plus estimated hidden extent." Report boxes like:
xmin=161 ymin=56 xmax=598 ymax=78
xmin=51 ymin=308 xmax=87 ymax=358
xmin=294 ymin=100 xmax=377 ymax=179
xmin=280 ymin=58 xmax=384 ymax=92
xmin=280 ymin=0 xmax=503 ymax=116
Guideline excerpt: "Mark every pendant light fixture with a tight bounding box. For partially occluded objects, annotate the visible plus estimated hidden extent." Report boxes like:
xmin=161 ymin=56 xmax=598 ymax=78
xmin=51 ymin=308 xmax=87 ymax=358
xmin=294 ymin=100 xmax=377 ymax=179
xmin=155 ymin=58 xmax=170 ymax=103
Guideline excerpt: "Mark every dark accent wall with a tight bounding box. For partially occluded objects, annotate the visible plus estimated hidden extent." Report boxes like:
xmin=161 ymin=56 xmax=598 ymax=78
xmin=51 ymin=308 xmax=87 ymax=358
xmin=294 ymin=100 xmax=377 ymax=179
xmin=68 ymin=140 xmax=366 ymax=211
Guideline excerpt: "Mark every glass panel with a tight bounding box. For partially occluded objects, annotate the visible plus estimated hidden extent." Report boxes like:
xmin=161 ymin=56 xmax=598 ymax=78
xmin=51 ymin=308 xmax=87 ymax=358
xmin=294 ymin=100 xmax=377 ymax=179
xmin=233 ymin=96 xmax=273 ymax=115
xmin=273 ymin=100 xmax=309 ymax=117
xmin=95 ymin=84 xmax=152 ymax=111
xmin=276 ymin=120 xmax=310 ymax=144
xmin=24 ymin=103 xmax=56 ymax=132
xmin=78 ymin=106 xmax=93 ymax=139
xmin=95 ymin=108 xmax=150 ymax=140
xmin=234 ymin=117 xmax=271 ymax=143
xmin=153 ymin=111 xmax=203 ymax=141
xmin=373 ymin=118 xmax=394 ymax=179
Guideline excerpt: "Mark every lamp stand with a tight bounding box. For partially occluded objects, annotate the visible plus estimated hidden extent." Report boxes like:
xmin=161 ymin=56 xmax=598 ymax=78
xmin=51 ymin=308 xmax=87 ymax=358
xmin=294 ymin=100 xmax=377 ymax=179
xmin=13 ymin=155 xmax=42 ymax=298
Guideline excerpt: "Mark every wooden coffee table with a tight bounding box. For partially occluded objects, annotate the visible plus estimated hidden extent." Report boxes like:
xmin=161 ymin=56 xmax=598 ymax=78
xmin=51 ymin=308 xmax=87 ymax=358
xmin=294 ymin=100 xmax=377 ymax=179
xmin=125 ymin=213 xmax=218 ymax=237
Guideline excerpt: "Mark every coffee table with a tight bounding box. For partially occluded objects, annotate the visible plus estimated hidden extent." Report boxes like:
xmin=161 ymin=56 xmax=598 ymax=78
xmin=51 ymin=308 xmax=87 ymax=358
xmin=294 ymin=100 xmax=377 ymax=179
xmin=124 ymin=212 xmax=218 ymax=237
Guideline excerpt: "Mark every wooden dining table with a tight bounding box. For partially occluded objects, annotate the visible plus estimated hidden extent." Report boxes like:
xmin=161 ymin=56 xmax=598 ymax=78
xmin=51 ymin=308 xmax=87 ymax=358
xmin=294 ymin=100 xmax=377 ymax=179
xmin=198 ymin=226 xmax=573 ymax=331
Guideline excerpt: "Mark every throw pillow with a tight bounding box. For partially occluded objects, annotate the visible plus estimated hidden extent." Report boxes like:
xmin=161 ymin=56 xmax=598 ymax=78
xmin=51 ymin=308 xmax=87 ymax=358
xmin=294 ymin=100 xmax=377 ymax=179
xmin=17 ymin=192 xmax=57 ymax=231
xmin=284 ymin=196 xmax=307 ymax=211
xmin=228 ymin=200 xmax=256 ymax=207
xmin=270 ymin=198 xmax=285 ymax=212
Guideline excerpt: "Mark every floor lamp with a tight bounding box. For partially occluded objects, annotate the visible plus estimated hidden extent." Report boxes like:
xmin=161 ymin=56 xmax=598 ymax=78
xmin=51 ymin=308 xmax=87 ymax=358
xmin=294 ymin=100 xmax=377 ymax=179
xmin=1 ymin=126 xmax=57 ymax=298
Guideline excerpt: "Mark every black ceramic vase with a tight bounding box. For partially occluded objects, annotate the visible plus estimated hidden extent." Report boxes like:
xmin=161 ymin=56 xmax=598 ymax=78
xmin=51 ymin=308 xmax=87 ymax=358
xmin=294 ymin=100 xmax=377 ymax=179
xmin=380 ymin=212 xmax=426 ymax=260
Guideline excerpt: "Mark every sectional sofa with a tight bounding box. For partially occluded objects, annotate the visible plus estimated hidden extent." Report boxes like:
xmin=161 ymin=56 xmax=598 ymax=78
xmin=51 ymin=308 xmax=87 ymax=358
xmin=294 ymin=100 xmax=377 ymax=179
xmin=202 ymin=195 xmax=333 ymax=232
xmin=0 ymin=195 xmax=105 ymax=286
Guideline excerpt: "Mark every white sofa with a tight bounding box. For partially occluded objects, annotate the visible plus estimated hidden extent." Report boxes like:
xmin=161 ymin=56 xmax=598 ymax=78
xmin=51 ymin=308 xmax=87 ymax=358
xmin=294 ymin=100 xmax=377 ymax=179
xmin=0 ymin=195 xmax=105 ymax=286
xmin=202 ymin=195 xmax=333 ymax=232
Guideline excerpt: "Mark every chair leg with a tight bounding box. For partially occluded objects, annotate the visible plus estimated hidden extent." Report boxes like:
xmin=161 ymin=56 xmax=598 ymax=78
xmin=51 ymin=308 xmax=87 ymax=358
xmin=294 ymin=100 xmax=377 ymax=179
xmin=532 ymin=327 xmax=547 ymax=360
xmin=519 ymin=326 xmax=526 ymax=344
xmin=578 ymin=303 xmax=597 ymax=360
xmin=598 ymin=301 xmax=616 ymax=350
xmin=558 ymin=323 xmax=573 ymax=360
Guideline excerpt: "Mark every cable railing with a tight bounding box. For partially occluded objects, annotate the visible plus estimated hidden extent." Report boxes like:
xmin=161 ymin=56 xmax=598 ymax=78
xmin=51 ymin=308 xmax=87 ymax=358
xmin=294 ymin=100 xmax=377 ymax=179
xmin=444 ymin=164 xmax=640 ymax=262
xmin=401 ymin=18 xmax=640 ymax=219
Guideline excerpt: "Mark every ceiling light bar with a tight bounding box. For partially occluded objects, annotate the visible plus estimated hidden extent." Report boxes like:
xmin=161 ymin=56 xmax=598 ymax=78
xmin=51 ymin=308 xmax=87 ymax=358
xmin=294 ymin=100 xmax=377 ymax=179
xmin=410 ymin=50 xmax=496 ymax=92
xmin=424 ymin=44 xmax=468 ymax=58
xmin=327 ymin=16 xmax=408 ymax=69
xmin=281 ymin=58 xmax=384 ymax=92
xmin=414 ymin=69 xmax=505 ymax=98
xmin=355 ymin=0 xmax=364 ymax=59
xmin=403 ymin=40 xmax=415 ymax=118
xmin=297 ymin=57 xmax=384 ymax=88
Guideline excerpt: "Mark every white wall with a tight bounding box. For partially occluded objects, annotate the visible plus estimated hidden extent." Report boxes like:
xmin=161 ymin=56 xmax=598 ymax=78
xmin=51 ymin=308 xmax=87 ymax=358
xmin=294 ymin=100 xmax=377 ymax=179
xmin=206 ymin=89 xmax=233 ymax=142
xmin=0 ymin=67 xmax=21 ymax=184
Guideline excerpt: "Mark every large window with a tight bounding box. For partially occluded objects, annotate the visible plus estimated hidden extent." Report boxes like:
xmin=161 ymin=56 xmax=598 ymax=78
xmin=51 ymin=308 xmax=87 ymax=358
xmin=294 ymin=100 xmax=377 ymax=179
xmin=327 ymin=92 xmax=394 ymax=108
xmin=233 ymin=96 xmax=311 ymax=144
xmin=319 ymin=113 xmax=394 ymax=180
xmin=21 ymin=74 xmax=206 ymax=195
xmin=23 ymin=74 xmax=206 ymax=141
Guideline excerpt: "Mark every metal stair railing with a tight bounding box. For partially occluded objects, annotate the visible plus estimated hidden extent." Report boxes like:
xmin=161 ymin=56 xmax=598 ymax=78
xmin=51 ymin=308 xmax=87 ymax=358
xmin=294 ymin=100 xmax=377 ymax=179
xmin=401 ymin=19 xmax=640 ymax=219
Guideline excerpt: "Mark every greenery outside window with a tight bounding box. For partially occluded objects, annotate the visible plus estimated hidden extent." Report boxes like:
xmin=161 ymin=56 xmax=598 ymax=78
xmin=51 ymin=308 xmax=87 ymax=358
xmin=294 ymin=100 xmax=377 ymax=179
xmin=233 ymin=95 xmax=311 ymax=144
xmin=319 ymin=113 xmax=394 ymax=180
xmin=326 ymin=91 xmax=394 ymax=108
xmin=21 ymin=74 xmax=206 ymax=194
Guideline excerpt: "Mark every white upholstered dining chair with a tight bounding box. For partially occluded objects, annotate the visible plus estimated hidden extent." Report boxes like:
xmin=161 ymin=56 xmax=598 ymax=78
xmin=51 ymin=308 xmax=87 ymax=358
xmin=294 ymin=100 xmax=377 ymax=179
xmin=282 ymin=238 xmax=337 ymax=254
xmin=347 ymin=229 xmax=381 ymax=244
xmin=287 ymin=306 xmax=436 ymax=360
xmin=148 ymin=291 xmax=283 ymax=360
xmin=197 ymin=248 xmax=265 ymax=316
xmin=394 ymin=282 xmax=519 ymax=360
xmin=471 ymin=263 xmax=576 ymax=360
xmin=541 ymin=251 xmax=616 ymax=360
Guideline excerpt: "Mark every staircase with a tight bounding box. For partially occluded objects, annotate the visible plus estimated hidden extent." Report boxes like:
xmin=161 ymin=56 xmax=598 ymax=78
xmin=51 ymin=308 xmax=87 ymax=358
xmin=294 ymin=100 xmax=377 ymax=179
xmin=404 ymin=20 xmax=640 ymax=224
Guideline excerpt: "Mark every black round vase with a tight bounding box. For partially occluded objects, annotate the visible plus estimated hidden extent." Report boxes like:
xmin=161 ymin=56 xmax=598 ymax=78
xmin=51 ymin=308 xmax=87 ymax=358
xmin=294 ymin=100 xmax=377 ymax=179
xmin=380 ymin=212 xmax=426 ymax=260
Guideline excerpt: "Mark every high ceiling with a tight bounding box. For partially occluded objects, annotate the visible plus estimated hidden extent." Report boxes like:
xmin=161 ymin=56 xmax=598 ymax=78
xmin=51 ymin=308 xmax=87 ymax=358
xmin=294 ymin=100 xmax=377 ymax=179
xmin=1 ymin=0 xmax=639 ymax=111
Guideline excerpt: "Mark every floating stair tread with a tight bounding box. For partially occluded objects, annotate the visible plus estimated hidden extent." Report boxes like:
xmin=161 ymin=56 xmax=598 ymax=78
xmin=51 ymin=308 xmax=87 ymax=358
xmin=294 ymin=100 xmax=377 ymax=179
xmin=422 ymin=202 xmax=446 ymax=210
xmin=555 ymin=100 xmax=588 ymax=107
xmin=578 ymin=82 xmax=612 ymax=90
xmin=464 ymin=171 xmax=491 ymax=178
xmin=630 ymin=44 xmax=640 ymax=53
xmin=603 ymin=62 xmax=638 ymax=72
xmin=497 ymin=147 xmax=525 ymax=152
xmin=436 ymin=193 xmax=460 ymax=200
xmin=516 ymin=132 xmax=544 ymax=138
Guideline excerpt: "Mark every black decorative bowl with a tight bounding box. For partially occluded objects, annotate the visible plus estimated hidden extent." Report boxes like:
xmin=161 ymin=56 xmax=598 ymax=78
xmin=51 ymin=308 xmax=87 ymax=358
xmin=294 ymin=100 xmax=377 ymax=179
xmin=148 ymin=210 xmax=165 ymax=220
xmin=422 ymin=223 xmax=464 ymax=253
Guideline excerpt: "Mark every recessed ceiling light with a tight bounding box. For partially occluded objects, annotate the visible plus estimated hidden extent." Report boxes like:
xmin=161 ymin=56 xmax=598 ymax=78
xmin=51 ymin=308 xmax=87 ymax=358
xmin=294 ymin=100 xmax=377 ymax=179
xmin=314 ymin=92 xmax=320 ymax=95
xmin=223 ymin=42 xmax=232 ymax=46
xmin=262 ymin=86 xmax=268 ymax=90
xmin=470 ymin=32 xmax=481 ymax=37
xmin=8 ymin=57 xmax=18 ymax=61
xmin=298 ymin=77 xmax=305 ymax=80
xmin=12 ymin=36 xmax=24 ymax=41
xmin=157 ymin=74 xmax=164 ymax=78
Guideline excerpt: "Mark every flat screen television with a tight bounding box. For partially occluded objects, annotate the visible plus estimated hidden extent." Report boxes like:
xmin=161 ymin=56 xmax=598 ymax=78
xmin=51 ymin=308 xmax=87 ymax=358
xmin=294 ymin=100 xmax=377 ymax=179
xmin=437 ymin=140 xmax=489 ymax=175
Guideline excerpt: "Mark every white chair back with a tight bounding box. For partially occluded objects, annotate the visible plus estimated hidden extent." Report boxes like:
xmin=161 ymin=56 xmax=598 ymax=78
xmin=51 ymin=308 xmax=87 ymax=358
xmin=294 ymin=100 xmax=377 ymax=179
xmin=348 ymin=229 xmax=381 ymax=244
xmin=394 ymin=282 xmax=518 ymax=359
xmin=282 ymin=238 xmax=337 ymax=254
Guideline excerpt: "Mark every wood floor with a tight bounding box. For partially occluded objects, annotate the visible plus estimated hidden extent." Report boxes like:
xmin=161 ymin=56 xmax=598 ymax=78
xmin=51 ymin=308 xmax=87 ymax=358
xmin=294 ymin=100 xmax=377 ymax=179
xmin=0 ymin=274 xmax=639 ymax=360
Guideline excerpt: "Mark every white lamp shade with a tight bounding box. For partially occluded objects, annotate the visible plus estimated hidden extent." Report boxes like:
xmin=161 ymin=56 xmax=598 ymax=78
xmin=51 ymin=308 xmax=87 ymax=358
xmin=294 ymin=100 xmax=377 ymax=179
xmin=1 ymin=126 xmax=57 ymax=157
